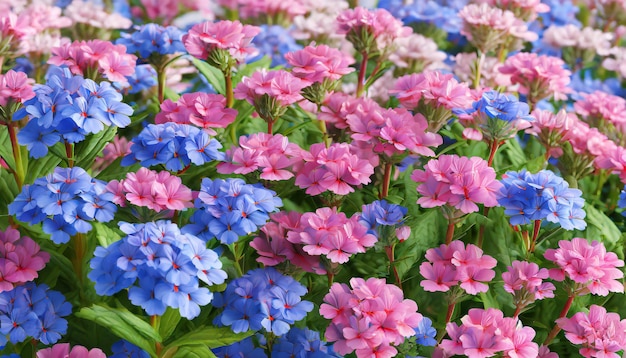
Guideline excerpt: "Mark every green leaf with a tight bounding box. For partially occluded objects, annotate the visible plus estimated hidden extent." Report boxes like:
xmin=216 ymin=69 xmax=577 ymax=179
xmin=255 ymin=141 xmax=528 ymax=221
xmin=479 ymin=290 xmax=501 ymax=310
xmin=76 ymin=304 xmax=161 ymax=357
xmin=172 ymin=345 xmax=217 ymax=358
xmin=159 ymin=308 xmax=181 ymax=341
xmin=75 ymin=126 xmax=117 ymax=168
xmin=233 ymin=56 xmax=271 ymax=84
xmin=25 ymin=151 xmax=62 ymax=184
xmin=584 ymin=205 xmax=623 ymax=249
xmin=91 ymin=222 xmax=121 ymax=247
xmin=191 ymin=58 xmax=225 ymax=94
xmin=0 ymin=126 xmax=15 ymax=170
xmin=165 ymin=326 xmax=253 ymax=350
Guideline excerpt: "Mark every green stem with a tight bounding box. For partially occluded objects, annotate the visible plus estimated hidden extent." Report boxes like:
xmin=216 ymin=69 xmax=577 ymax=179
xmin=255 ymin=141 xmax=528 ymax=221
xmin=385 ymin=244 xmax=402 ymax=290
xmin=157 ymin=66 xmax=166 ymax=104
xmin=72 ymin=233 xmax=86 ymax=287
xmin=473 ymin=52 xmax=485 ymax=89
xmin=379 ymin=162 xmax=392 ymax=199
xmin=436 ymin=301 xmax=456 ymax=343
xmin=543 ymin=293 xmax=575 ymax=346
xmin=356 ymin=52 xmax=369 ymax=97
xmin=529 ymin=219 xmax=541 ymax=253
xmin=225 ymin=70 xmax=234 ymax=108
xmin=476 ymin=207 xmax=490 ymax=248
xmin=151 ymin=315 xmax=163 ymax=357
xmin=7 ymin=122 xmax=24 ymax=188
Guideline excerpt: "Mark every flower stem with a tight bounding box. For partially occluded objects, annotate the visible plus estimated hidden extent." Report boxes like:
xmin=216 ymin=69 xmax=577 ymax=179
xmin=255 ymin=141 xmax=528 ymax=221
xmin=473 ymin=51 xmax=485 ymax=89
xmin=72 ymin=233 xmax=85 ymax=287
xmin=487 ymin=139 xmax=500 ymax=167
xmin=7 ymin=122 xmax=24 ymax=188
xmin=543 ymin=293 xmax=575 ymax=346
xmin=529 ymin=219 xmax=541 ymax=253
xmin=157 ymin=66 xmax=166 ymax=104
xmin=151 ymin=315 xmax=163 ymax=356
xmin=356 ymin=52 xmax=369 ymax=97
xmin=65 ymin=141 xmax=74 ymax=168
xmin=379 ymin=162 xmax=392 ymax=199
xmin=385 ymin=244 xmax=402 ymax=290
xmin=476 ymin=207 xmax=490 ymax=248
xmin=267 ymin=118 xmax=274 ymax=134
xmin=436 ymin=301 xmax=456 ymax=343
xmin=225 ymin=70 xmax=234 ymax=108
xmin=513 ymin=304 xmax=522 ymax=319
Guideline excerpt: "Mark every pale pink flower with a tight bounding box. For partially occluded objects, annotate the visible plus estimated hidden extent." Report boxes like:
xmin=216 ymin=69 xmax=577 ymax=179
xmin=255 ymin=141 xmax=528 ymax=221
xmin=113 ymin=168 xmax=193 ymax=212
xmin=286 ymin=44 xmax=355 ymax=83
xmin=336 ymin=7 xmax=411 ymax=53
xmin=0 ymin=70 xmax=34 ymax=107
xmin=482 ymin=0 xmax=549 ymax=20
xmin=93 ymin=136 xmax=132 ymax=173
xmin=183 ymin=20 xmax=260 ymax=63
xmin=603 ymin=46 xmax=626 ymax=79
xmin=65 ymin=0 xmax=132 ymax=30
xmin=37 ymin=343 xmax=106 ymax=358
xmin=156 ymin=92 xmax=237 ymax=135
xmin=527 ymin=109 xmax=576 ymax=158
xmin=388 ymin=33 xmax=447 ymax=73
xmin=574 ymin=91 xmax=626 ymax=141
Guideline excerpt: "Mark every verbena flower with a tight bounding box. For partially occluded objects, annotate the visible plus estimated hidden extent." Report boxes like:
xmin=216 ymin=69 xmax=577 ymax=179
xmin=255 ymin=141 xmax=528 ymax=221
xmin=9 ymin=167 xmax=117 ymax=244
xmin=502 ymin=261 xmax=555 ymax=311
xmin=336 ymin=7 xmax=411 ymax=55
xmin=213 ymin=268 xmax=313 ymax=336
xmin=155 ymin=92 xmax=237 ymax=135
xmin=89 ymin=221 xmax=226 ymax=319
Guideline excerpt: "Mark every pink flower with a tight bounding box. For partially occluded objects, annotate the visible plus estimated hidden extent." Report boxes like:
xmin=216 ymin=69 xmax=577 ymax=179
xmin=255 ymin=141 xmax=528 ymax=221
xmin=0 ymin=70 xmax=35 ymax=107
xmin=574 ymin=91 xmax=626 ymax=141
xmin=153 ymin=172 xmax=194 ymax=211
xmin=388 ymin=33 xmax=446 ymax=73
xmin=526 ymin=109 xmax=576 ymax=158
xmin=93 ymin=136 xmax=132 ymax=173
xmin=37 ymin=343 xmax=106 ymax=358
xmin=482 ymin=0 xmax=549 ymax=21
xmin=183 ymin=20 xmax=260 ymax=63
xmin=286 ymin=44 xmax=355 ymax=83
xmin=0 ymin=227 xmax=49 ymax=292
xmin=502 ymin=261 xmax=555 ymax=307
xmin=155 ymin=92 xmax=237 ymax=135
xmin=336 ymin=7 xmax=411 ymax=53
xmin=544 ymin=238 xmax=624 ymax=296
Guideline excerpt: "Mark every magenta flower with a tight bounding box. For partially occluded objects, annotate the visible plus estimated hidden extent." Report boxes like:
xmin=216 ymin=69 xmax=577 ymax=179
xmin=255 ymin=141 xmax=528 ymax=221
xmin=320 ymin=277 xmax=422 ymax=358
xmin=0 ymin=227 xmax=49 ymax=292
xmin=544 ymin=238 xmax=624 ymax=296
xmin=411 ymin=155 xmax=502 ymax=215
xmin=0 ymin=70 xmax=35 ymax=108
xmin=155 ymin=92 xmax=237 ymax=136
xmin=502 ymin=261 xmax=555 ymax=315
xmin=286 ymin=44 xmax=355 ymax=84
xmin=36 ymin=343 xmax=106 ymax=358
xmin=557 ymin=305 xmax=626 ymax=358
xmin=420 ymin=240 xmax=496 ymax=295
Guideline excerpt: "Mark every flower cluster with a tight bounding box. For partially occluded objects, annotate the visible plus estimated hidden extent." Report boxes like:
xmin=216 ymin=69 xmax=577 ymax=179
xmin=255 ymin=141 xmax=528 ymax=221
xmin=295 ymin=142 xmax=375 ymax=196
xmin=48 ymin=40 xmax=136 ymax=84
xmin=63 ymin=0 xmax=131 ymax=31
xmin=574 ymin=90 xmax=626 ymax=140
xmin=497 ymin=169 xmax=587 ymax=230
xmin=0 ymin=227 xmax=49 ymax=292
xmin=213 ymin=336 xmax=265 ymax=358
xmin=9 ymin=167 xmax=116 ymax=244
xmin=557 ymin=305 xmax=626 ymax=358
xmin=526 ymin=109 xmax=577 ymax=158
xmin=420 ymin=240 xmax=497 ymax=295
xmin=16 ymin=66 xmax=133 ymax=158
xmin=411 ymin=155 xmax=502 ymax=215
xmin=36 ymin=343 xmax=106 ymax=358
xmin=320 ymin=277 xmax=423 ymax=357
xmin=0 ymin=283 xmax=72 ymax=346
xmin=155 ymin=92 xmax=237 ymax=135
xmin=0 ymin=70 xmax=35 ymax=111
xmin=388 ymin=33 xmax=447 ymax=74
xmin=117 ymin=23 xmax=185 ymax=59
xmin=107 ymin=168 xmax=193 ymax=213
xmin=250 ymin=25 xmax=302 ymax=67
xmin=544 ymin=238 xmax=624 ymax=296
xmin=271 ymin=327 xmax=339 ymax=357
xmin=121 ymin=123 xmax=224 ymax=171
xmin=89 ymin=221 xmax=226 ymax=319
xmin=110 ymin=340 xmax=149 ymax=358
xmin=213 ymin=268 xmax=313 ymax=336
xmin=359 ymin=200 xmax=410 ymax=241
xmin=440 ymin=308 xmax=539 ymax=357
xmin=185 ymin=178 xmax=282 ymax=243
xmin=218 ymin=133 xmax=304 ymax=181
xmin=502 ymin=260 xmax=556 ymax=311
xmin=336 ymin=7 xmax=411 ymax=54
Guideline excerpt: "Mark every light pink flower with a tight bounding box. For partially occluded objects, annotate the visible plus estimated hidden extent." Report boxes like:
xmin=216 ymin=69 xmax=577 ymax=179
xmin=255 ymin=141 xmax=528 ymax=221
xmin=286 ymin=44 xmax=355 ymax=83
xmin=0 ymin=70 xmax=35 ymax=107
xmin=37 ymin=343 xmax=106 ymax=358
xmin=183 ymin=20 xmax=260 ymax=63
xmin=336 ymin=7 xmax=411 ymax=53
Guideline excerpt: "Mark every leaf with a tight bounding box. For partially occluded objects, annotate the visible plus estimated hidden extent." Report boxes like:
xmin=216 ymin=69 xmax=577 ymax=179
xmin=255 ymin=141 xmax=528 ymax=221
xmin=76 ymin=304 xmax=161 ymax=357
xmin=172 ymin=345 xmax=217 ymax=358
xmin=0 ymin=126 xmax=15 ymax=169
xmin=165 ymin=326 xmax=253 ymax=350
xmin=479 ymin=290 xmax=501 ymax=310
xmin=159 ymin=308 xmax=181 ymax=341
xmin=75 ymin=126 xmax=117 ymax=168
xmin=233 ymin=56 xmax=271 ymax=84
xmin=584 ymin=205 xmax=623 ymax=250
xmin=91 ymin=222 xmax=122 ymax=247
xmin=191 ymin=58 xmax=225 ymax=94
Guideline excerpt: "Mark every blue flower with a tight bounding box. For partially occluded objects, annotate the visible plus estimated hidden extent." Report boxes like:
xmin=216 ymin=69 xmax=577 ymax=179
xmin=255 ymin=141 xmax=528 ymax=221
xmin=118 ymin=24 xmax=186 ymax=59
xmin=272 ymin=327 xmax=339 ymax=357
xmin=213 ymin=336 xmax=267 ymax=358
xmin=415 ymin=317 xmax=437 ymax=346
xmin=250 ymin=25 xmax=303 ymax=67
xmin=111 ymin=340 xmax=151 ymax=358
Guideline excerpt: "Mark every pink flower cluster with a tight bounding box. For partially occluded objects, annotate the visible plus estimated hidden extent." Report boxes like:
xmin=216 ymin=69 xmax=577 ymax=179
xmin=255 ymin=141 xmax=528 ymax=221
xmin=106 ymin=167 xmax=193 ymax=212
xmin=574 ymin=91 xmax=626 ymax=138
xmin=527 ymin=109 xmax=577 ymax=158
xmin=183 ymin=20 xmax=260 ymax=64
xmin=156 ymin=93 xmax=237 ymax=135
xmin=286 ymin=44 xmax=355 ymax=84
xmin=320 ymin=277 xmax=422 ymax=358
xmin=388 ymin=33 xmax=447 ymax=73
xmin=420 ymin=240 xmax=497 ymax=295
xmin=0 ymin=69 xmax=35 ymax=108
xmin=93 ymin=136 xmax=132 ymax=173
xmin=295 ymin=142 xmax=375 ymax=196
xmin=219 ymin=0 xmax=308 ymax=23
xmin=411 ymin=155 xmax=502 ymax=215
xmin=0 ymin=227 xmax=49 ymax=292
xmin=483 ymin=0 xmax=549 ymax=20
xmin=336 ymin=7 xmax=411 ymax=53
xmin=49 ymin=40 xmax=137 ymax=84
xmin=544 ymin=238 xmax=624 ymax=296
xmin=284 ymin=207 xmax=376 ymax=264
xmin=235 ymin=69 xmax=309 ymax=108
xmin=440 ymin=308 xmax=539 ymax=358
xmin=217 ymin=133 xmax=304 ymax=180
xmin=65 ymin=0 xmax=131 ymax=30
xmin=502 ymin=260 xmax=555 ymax=307
xmin=498 ymin=52 xmax=571 ymax=104
xmin=251 ymin=211 xmax=326 ymax=274
xmin=37 ymin=343 xmax=106 ymax=358
xmin=557 ymin=305 xmax=626 ymax=358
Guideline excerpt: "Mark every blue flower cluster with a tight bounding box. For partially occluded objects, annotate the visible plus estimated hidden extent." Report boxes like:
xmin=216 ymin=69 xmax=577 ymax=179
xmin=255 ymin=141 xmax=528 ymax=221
xmin=88 ymin=220 xmax=226 ymax=319
xmin=250 ymin=25 xmax=303 ymax=67
xmin=497 ymin=169 xmax=586 ymax=230
xmin=117 ymin=23 xmax=186 ymax=59
xmin=359 ymin=200 xmax=408 ymax=237
xmin=0 ymin=283 xmax=71 ymax=347
xmin=271 ymin=327 xmax=339 ymax=358
xmin=121 ymin=123 xmax=224 ymax=171
xmin=8 ymin=167 xmax=117 ymax=244
xmin=15 ymin=66 xmax=133 ymax=159
xmin=456 ymin=90 xmax=534 ymax=123
xmin=379 ymin=0 xmax=467 ymax=34
xmin=213 ymin=268 xmax=313 ymax=336
xmin=125 ymin=64 xmax=157 ymax=94
xmin=184 ymin=178 xmax=282 ymax=244
xmin=618 ymin=186 xmax=626 ymax=216
xmin=415 ymin=317 xmax=437 ymax=347
xmin=213 ymin=336 xmax=266 ymax=358
xmin=111 ymin=339 xmax=150 ymax=358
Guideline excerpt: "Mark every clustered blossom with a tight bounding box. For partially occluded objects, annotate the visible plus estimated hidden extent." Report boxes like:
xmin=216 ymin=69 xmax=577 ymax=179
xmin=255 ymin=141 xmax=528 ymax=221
xmin=48 ymin=40 xmax=137 ymax=84
xmin=557 ymin=305 xmax=626 ymax=358
xmin=295 ymin=142 xmax=375 ymax=196
xmin=0 ymin=283 xmax=72 ymax=346
xmin=9 ymin=167 xmax=117 ymax=244
xmin=220 ymin=0 xmax=308 ymax=24
xmin=110 ymin=340 xmax=149 ymax=358
xmin=218 ymin=133 xmax=304 ymax=181
xmin=183 ymin=20 xmax=260 ymax=69
xmin=440 ymin=308 xmax=539 ymax=357
xmin=526 ymin=108 xmax=577 ymax=158
xmin=0 ymin=70 xmax=35 ymax=110
xmin=544 ymin=238 xmax=624 ymax=296
xmin=156 ymin=92 xmax=237 ymax=135
xmin=388 ymin=33 xmax=447 ymax=74
xmin=502 ymin=260 xmax=556 ymax=311
xmin=121 ymin=123 xmax=224 ymax=171
xmin=89 ymin=221 xmax=226 ymax=319
xmin=92 ymin=135 xmax=132 ymax=173
xmin=336 ymin=7 xmax=411 ymax=54
xmin=320 ymin=277 xmax=423 ymax=358
xmin=37 ymin=343 xmax=106 ymax=358
xmin=574 ymin=90 xmax=626 ymax=141
xmin=359 ymin=200 xmax=411 ymax=241
xmin=213 ymin=267 xmax=313 ymax=336
xmin=250 ymin=25 xmax=303 ymax=67
xmin=63 ymin=0 xmax=132 ymax=30
xmin=420 ymin=240 xmax=497 ymax=295
xmin=541 ymin=25 xmax=613 ymax=63
xmin=15 ymin=66 xmax=133 ymax=158
xmin=411 ymin=155 xmax=502 ymax=215
xmin=185 ymin=178 xmax=282 ymax=244
xmin=498 ymin=52 xmax=572 ymax=105
xmin=0 ymin=227 xmax=49 ymax=292
xmin=483 ymin=0 xmax=550 ymax=21
xmin=106 ymin=167 xmax=193 ymax=213
xmin=497 ymin=169 xmax=587 ymax=230
xmin=117 ymin=23 xmax=185 ymax=59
